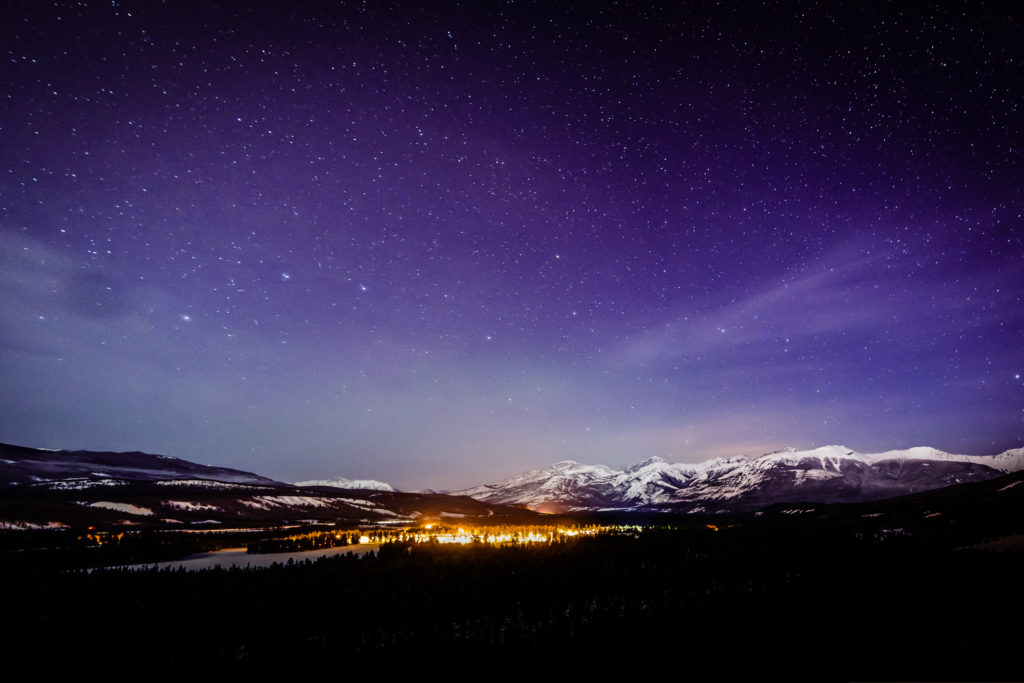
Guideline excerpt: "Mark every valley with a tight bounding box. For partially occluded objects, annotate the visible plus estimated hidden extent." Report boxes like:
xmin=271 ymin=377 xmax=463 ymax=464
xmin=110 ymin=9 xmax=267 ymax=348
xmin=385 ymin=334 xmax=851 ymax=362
xmin=3 ymin=442 xmax=1024 ymax=678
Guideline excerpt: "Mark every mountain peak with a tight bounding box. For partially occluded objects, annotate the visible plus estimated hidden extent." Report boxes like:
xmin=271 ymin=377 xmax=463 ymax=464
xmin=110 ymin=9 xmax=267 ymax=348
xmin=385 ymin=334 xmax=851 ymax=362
xmin=624 ymin=456 xmax=668 ymax=473
xmin=550 ymin=460 xmax=583 ymax=468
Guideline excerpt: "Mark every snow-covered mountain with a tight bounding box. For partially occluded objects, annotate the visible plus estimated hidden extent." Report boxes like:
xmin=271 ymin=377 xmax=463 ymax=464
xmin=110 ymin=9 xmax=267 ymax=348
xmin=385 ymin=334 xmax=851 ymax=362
xmin=455 ymin=445 xmax=1024 ymax=512
xmin=457 ymin=460 xmax=621 ymax=512
xmin=294 ymin=476 xmax=394 ymax=492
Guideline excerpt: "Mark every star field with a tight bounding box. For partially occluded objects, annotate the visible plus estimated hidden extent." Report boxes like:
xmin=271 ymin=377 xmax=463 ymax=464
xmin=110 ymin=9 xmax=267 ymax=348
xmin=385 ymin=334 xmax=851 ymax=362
xmin=1 ymin=1 xmax=1022 ymax=489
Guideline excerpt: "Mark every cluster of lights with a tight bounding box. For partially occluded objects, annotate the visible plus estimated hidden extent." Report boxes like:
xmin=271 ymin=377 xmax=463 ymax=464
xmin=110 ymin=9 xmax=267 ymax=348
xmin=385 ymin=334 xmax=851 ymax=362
xmin=405 ymin=526 xmax=597 ymax=546
xmin=81 ymin=530 xmax=126 ymax=546
xmin=248 ymin=523 xmax=626 ymax=551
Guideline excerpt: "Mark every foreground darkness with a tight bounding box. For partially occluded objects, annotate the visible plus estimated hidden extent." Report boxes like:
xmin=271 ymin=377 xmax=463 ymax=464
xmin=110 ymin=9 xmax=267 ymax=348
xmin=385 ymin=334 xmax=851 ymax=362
xmin=3 ymin=519 xmax=1022 ymax=679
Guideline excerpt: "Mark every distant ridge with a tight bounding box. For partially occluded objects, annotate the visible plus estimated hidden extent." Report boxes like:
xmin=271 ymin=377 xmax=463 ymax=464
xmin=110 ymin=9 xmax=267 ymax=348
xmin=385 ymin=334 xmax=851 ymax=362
xmin=294 ymin=477 xmax=395 ymax=492
xmin=0 ymin=442 xmax=285 ymax=488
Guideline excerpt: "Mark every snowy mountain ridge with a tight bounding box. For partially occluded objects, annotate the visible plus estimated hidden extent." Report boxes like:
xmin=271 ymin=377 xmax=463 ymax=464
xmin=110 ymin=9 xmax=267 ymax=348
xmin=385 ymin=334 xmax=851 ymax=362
xmin=293 ymin=476 xmax=395 ymax=492
xmin=454 ymin=445 xmax=1024 ymax=512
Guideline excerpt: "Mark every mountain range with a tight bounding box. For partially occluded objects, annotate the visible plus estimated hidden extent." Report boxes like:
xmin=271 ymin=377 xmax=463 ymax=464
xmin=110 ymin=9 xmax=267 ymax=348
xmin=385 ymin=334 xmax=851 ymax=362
xmin=454 ymin=444 xmax=1024 ymax=513
xmin=4 ymin=441 xmax=1024 ymax=527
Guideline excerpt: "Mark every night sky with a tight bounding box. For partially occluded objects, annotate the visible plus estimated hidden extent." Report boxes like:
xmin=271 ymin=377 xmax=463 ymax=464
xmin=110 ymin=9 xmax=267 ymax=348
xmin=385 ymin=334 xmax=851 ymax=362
xmin=2 ymin=1 xmax=1022 ymax=490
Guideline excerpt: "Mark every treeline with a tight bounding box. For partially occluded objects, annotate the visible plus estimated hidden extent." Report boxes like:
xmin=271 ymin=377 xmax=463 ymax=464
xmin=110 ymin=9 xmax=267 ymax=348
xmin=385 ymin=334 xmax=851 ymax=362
xmin=3 ymin=524 xmax=1023 ymax=678
xmin=247 ymin=530 xmax=358 ymax=554
xmin=0 ymin=528 xmax=234 ymax=571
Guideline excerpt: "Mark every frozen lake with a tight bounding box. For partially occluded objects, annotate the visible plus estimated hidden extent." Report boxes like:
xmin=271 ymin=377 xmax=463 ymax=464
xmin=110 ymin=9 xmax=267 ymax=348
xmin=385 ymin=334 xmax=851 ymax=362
xmin=122 ymin=542 xmax=382 ymax=571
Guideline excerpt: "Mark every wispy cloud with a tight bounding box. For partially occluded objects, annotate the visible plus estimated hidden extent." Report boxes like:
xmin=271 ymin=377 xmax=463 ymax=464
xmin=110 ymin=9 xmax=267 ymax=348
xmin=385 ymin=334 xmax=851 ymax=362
xmin=614 ymin=238 xmax=1020 ymax=367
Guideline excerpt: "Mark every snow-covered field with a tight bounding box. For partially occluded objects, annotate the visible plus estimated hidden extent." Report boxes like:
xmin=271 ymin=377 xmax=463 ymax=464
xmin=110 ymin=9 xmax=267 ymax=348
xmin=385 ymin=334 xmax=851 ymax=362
xmin=84 ymin=501 xmax=153 ymax=516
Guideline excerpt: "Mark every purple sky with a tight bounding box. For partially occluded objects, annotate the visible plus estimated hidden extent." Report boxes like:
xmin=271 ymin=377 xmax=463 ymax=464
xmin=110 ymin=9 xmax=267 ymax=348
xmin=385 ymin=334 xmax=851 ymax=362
xmin=1 ymin=1 xmax=1022 ymax=490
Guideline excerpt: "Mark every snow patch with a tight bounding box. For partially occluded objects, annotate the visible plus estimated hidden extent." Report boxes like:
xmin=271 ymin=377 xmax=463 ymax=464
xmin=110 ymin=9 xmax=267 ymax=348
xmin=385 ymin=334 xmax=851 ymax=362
xmin=256 ymin=495 xmax=334 ymax=508
xmin=0 ymin=520 xmax=68 ymax=530
xmin=155 ymin=479 xmax=256 ymax=489
xmin=337 ymin=497 xmax=378 ymax=507
xmin=163 ymin=500 xmax=220 ymax=512
xmin=85 ymin=501 xmax=153 ymax=516
xmin=38 ymin=478 xmax=127 ymax=490
xmin=793 ymin=468 xmax=843 ymax=484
